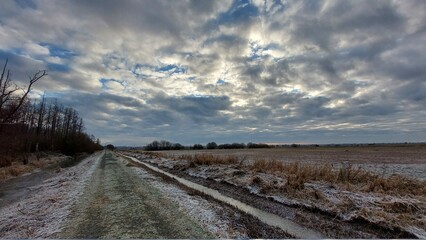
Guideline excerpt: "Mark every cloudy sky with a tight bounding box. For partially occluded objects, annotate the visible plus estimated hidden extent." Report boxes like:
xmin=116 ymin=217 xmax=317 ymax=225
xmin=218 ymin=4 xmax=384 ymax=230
xmin=1 ymin=0 xmax=425 ymax=145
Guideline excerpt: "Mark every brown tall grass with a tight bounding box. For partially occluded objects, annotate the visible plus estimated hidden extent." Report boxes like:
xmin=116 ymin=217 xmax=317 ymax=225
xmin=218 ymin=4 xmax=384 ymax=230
xmin=0 ymin=155 xmax=54 ymax=182
xmin=189 ymin=154 xmax=239 ymax=165
xmin=139 ymin=152 xmax=239 ymax=166
xmin=0 ymin=164 xmax=33 ymax=182
xmin=143 ymin=151 xmax=425 ymax=196
xmin=250 ymin=159 xmax=426 ymax=195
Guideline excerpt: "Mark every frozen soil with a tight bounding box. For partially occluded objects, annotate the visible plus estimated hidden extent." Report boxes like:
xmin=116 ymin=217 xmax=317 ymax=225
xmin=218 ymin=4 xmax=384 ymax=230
xmin=0 ymin=151 xmax=103 ymax=238
xmin=125 ymin=151 xmax=424 ymax=238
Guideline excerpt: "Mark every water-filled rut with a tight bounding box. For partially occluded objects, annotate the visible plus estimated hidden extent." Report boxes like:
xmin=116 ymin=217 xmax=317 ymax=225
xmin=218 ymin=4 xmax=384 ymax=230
xmin=121 ymin=153 xmax=324 ymax=239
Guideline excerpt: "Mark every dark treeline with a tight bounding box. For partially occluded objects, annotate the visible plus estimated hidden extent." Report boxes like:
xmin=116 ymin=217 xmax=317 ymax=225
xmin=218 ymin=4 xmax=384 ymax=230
xmin=144 ymin=140 xmax=270 ymax=151
xmin=0 ymin=60 xmax=102 ymax=167
xmin=145 ymin=140 xmax=184 ymax=151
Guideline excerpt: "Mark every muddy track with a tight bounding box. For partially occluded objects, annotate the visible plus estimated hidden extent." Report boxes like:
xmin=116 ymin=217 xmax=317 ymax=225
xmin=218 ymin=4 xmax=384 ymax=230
xmin=60 ymin=152 xmax=211 ymax=238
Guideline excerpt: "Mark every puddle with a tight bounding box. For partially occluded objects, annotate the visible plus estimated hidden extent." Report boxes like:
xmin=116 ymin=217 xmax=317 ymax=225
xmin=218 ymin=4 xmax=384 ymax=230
xmin=121 ymin=154 xmax=324 ymax=239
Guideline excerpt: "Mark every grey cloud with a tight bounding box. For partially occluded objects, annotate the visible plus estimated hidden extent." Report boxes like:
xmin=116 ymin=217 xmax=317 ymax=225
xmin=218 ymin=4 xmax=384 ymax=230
xmin=1 ymin=0 xmax=425 ymax=145
xmin=154 ymin=94 xmax=231 ymax=123
xmin=261 ymin=91 xmax=334 ymax=121
xmin=287 ymin=1 xmax=406 ymax=51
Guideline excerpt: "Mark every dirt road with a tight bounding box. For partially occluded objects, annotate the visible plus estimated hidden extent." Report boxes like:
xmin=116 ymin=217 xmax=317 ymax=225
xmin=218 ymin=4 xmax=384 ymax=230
xmin=0 ymin=151 xmax=290 ymax=238
xmin=60 ymin=152 xmax=212 ymax=238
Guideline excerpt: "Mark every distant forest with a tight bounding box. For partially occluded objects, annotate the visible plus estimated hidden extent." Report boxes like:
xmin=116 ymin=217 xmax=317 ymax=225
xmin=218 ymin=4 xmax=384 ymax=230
xmin=143 ymin=140 xmax=271 ymax=151
xmin=0 ymin=59 xmax=102 ymax=167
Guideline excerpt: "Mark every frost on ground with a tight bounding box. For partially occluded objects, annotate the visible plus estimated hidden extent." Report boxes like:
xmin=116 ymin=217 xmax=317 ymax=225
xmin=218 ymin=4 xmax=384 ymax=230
xmin=0 ymin=152 xmax=103 ymax=238
xmin=127 ymin=152 xmax=426 ymax=239
xmin=126 ymin=159 xmax=247 ymax=238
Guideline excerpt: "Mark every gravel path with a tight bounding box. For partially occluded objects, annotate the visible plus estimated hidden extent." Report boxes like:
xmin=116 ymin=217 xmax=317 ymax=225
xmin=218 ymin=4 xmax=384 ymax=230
xmin=60 ymin=152 xmax=212 ymax=238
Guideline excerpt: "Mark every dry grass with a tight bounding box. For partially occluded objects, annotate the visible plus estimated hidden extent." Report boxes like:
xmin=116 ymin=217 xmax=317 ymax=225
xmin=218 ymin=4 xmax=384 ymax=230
xmin=30 ymin=159 xmax=48 ymax=168
xmin=134 ymin=150 xmax=425 ymax=235
xmin=0 ymin=164 xmax=34 ymax=182
xmin=250 ymin=159 xmax=426 ymax=196
xmin=187 ymin=154 xmax=239 ymax=165
xmin=144 ymin=151 xmax=425 ymax=196
xmin=161 ymin=153 xmax=239 ymax=165
xmin=0 ymin=154 xmax=57 ymax=182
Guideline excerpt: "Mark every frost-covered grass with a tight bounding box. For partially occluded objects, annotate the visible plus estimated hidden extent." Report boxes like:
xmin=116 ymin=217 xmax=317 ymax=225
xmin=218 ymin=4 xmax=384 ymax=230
xmin=128 ymin=151 xmax=426 ymax=238
xmin=0 ymin=154 xmax=70 ymax=182
xmin=147 ymin=151 xmax=425 ymax=196
xmin=129 ymin=165 xmax=247 ymax=238
xmin=249 ymin=159 xmax=425 ymax=196
xmin=0 ymin=151 xmax=103 ymax=238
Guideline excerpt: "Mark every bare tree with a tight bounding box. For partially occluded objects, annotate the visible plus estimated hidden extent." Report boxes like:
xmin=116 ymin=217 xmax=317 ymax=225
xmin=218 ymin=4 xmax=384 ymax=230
xmin=0 ymin=59 xmax=47 ymax=126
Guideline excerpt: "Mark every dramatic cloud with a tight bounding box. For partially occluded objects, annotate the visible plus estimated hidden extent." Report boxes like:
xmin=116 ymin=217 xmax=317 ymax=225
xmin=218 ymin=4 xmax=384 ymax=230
xmin=1 ymin=0 xmax=425 ymax=145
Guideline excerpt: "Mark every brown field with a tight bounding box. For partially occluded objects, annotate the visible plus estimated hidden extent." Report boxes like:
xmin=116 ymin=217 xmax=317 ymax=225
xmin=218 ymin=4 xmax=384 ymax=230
xmin=134 ymin=144 xmax=426 ymax=180
xmin=163 ymin=144 xmax=426 ymax=164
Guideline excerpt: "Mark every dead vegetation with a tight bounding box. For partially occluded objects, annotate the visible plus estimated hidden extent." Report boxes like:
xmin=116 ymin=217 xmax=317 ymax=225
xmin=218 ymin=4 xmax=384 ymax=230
xmin=163 ymin=152 xmax=425 ymax=196
xmin=143 ymin=151 xmax=240 ymax=166
xmin=249 ymin=159 xmax=426 ymax=196
xmin=126 ymin=150 xmax=426 ymax=238
xmin=0 ymin=164 xmax=33 ymax=180
xmin=0 ymin=153 xmax=69 ymax=182
xmin=182 ymin=154 xmax=239 ymax=165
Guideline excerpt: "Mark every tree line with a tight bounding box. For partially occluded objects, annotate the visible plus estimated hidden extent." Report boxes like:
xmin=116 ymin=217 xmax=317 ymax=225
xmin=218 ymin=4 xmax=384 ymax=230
xmin=0 ymin=59 xmax=102 ymax=167
xmin=144 ymin=140 xmax=270 ymax=151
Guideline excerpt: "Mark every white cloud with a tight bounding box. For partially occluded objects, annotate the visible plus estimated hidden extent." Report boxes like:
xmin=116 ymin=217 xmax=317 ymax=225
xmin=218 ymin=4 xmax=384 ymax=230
xmin=0 ymin=0 xmax=425 ymax=145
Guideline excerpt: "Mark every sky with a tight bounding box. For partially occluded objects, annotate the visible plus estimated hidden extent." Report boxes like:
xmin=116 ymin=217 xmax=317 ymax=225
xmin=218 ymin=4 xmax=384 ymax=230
xmin=1 ymin=0 xmax=425 ymax=146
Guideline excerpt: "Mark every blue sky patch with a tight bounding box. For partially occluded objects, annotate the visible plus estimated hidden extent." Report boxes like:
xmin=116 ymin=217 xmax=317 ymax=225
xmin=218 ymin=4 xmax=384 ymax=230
xmin=40 ymin=43 xmax=77 ymax=59
xmin=99 ymin=78 xmax=125 ymax=90
xmin=156 ymin=64 xmax=187 ymax=74
xmin=215 ymin=0 xmax=259 ymax=26
xmin=99 ymin=78 xmax=124 ymax=85
xmin=216 ymin=79 xmax=226 ymax=85
xmin=47 ymin=62 xmax=70 ymax=72
xmin=132 ymin=63 xmax=187 ymax=78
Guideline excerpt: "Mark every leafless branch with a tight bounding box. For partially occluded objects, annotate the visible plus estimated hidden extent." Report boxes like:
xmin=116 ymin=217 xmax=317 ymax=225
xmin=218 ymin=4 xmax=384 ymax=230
xmin=0 ymin=59 xmax=47 ymax=124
